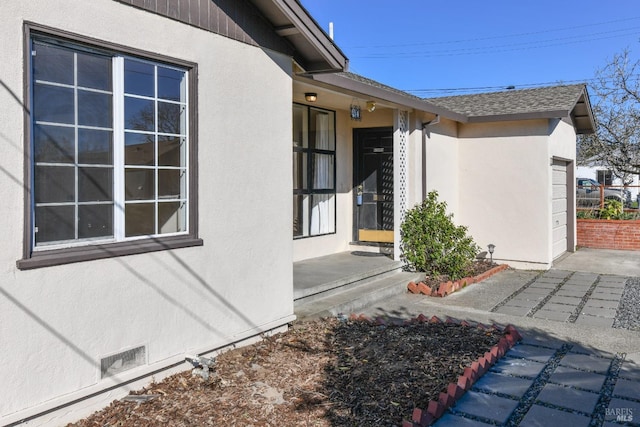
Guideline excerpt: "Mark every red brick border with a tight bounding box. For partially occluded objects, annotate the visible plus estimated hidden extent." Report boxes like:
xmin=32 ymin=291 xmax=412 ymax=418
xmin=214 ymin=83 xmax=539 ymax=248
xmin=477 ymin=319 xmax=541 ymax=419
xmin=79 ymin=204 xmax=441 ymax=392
xmin=346 ymin=314 xmax=521 ymax=427
xmin=407 ymin=264 xmax=509 ymax=297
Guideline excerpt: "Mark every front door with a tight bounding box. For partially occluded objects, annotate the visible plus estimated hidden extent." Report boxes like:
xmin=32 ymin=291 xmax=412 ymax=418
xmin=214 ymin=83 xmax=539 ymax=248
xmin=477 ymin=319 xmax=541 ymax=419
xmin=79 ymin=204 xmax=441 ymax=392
xmin=354 ymin=128 xmax=394 ymax=243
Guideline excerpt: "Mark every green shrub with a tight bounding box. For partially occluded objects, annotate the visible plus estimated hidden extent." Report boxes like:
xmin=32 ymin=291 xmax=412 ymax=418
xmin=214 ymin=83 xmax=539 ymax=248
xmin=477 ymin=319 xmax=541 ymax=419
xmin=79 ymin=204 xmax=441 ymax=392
xmin=599 ymin=199 xmax=623 ymax=220
xmin=400 ymin=191 xmax=480 ymax=280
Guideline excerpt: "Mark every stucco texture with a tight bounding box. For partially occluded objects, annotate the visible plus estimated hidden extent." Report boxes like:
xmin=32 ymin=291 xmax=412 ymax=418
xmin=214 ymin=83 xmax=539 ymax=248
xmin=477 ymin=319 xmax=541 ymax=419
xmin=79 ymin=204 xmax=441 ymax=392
xmin=0 ymin=0 xmax=294 ymax=423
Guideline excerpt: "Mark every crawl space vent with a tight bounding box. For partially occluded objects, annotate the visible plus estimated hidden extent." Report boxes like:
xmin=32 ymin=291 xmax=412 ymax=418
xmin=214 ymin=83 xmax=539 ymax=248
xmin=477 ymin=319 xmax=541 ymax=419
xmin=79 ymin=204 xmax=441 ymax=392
xmin=100 ymin=345 xmax=146 ymax=379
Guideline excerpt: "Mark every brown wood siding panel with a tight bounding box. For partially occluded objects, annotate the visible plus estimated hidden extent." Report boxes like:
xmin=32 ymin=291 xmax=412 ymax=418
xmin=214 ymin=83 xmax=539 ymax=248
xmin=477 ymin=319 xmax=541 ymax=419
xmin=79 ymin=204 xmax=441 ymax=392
xmin=167 ymin=0 xmax=179 ymax=19
xmin=112 ymin=0 xmax=294 ymax=55
xmin=199 ymin=0 xmax=209 ymax=30
xmin=157 ymin=0 xmax=167 ymax=15
xmin=179 ymin=0 xmax=191 ymax=23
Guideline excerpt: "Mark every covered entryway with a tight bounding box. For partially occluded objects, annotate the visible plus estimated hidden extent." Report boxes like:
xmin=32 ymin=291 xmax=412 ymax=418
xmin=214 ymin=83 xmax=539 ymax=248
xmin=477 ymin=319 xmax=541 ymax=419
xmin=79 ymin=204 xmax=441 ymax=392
xmin=354 ymin=127 xmax=394 ymax=243
xmin=552 ymin=159 xmax=569 ymax=259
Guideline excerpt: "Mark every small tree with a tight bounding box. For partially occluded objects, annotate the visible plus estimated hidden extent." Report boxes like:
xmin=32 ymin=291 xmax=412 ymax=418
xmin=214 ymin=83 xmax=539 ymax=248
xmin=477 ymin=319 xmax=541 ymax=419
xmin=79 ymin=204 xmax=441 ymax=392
xmin=577 ymin=49 xmax=640 ymax=183
xmin=400 ymin=191 xmax=480 ymax=280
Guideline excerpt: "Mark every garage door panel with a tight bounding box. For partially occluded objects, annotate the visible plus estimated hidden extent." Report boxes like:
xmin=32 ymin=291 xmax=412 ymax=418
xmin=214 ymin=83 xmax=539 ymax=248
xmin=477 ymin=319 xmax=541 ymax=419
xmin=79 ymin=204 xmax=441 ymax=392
xmin=552 ymin=199 xmax=566 ymax=215
xmin=552 ymin=184 xmax=567 ymax=199
xmin=553 ymin=212 xmax=567 ymax=227
xmin=552 ymin=169 xmax=567 ymax=184
xmin=552 ymin=161 xmax=568 ymax=259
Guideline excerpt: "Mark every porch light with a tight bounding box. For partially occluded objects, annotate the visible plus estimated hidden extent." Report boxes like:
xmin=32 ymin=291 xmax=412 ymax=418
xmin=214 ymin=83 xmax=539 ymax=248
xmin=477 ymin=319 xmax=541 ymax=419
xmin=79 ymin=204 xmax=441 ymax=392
xmin=304 ymin=92 xmax=317 ymax=102
xmin=487 ymin=244 xmax=495 ymax=263
xmin=366 ymin=101 xmax=376 ymax=112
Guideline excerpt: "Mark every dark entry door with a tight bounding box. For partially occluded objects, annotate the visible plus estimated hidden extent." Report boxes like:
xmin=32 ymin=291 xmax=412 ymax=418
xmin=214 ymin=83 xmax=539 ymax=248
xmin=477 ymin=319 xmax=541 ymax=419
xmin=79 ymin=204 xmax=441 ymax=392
xmin=354 ymin=128 xmax=394 ymax=243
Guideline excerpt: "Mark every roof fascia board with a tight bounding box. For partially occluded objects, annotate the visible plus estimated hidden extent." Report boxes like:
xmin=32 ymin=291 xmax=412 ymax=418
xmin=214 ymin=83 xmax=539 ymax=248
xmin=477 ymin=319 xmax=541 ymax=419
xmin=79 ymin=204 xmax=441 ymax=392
xmin=466 ymin=110 xmax=571 ymax=123
xmin=270 ymin=0 xmax=347 ymax=72
xmin=310 ymin=73 xmax=468 ymax=122
xmin=573 ymin=91 xmax=596 ymax=134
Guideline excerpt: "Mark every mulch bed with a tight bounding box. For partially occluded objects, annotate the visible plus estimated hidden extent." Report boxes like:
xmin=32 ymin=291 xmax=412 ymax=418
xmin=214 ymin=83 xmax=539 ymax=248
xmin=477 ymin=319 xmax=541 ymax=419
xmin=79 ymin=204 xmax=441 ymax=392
xmin=69 ymin=318 xmax=505 ymax=426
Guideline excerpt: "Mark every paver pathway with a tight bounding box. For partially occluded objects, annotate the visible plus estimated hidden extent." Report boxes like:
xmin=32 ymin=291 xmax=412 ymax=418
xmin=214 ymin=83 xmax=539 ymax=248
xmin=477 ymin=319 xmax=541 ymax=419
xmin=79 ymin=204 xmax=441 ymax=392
xmin=491 ymin=270 xmax=626 ymax=328
xmin=434 ymin=338 xmax=640 ymax=426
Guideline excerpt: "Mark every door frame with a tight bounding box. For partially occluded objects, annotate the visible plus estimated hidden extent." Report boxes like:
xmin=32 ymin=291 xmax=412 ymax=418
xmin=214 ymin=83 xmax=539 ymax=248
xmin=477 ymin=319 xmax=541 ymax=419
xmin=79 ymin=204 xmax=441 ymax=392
xmin=352 ymin=126 xmax=394 ymax=244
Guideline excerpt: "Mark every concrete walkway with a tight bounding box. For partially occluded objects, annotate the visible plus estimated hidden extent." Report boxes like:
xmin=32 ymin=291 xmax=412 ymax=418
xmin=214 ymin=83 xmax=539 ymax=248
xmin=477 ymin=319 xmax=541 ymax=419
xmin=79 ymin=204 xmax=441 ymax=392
xmin=354 ymin=249 xmax=640 ymax=426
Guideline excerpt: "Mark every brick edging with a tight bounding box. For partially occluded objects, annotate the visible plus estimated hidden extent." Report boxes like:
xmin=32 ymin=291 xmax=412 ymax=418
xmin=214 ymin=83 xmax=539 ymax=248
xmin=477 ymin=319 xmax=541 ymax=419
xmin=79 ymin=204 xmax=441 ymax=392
xmin=407 ymin=264 xmax=509 ymax=297
xmin=346 ymin=314 xmax=522 ymax=427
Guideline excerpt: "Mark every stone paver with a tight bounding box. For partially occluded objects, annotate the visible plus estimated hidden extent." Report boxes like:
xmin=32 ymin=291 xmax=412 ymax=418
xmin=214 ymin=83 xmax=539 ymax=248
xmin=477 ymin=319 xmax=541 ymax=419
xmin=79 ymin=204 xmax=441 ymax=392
xmin=473 ymin=372 xmax=532 ymax=397
xmin=452 ymin=391 xmax=519 ymax=424
xmin=618 ymin=362 xmax=640 ymax=381
xmin=527 ymin=282 xmax=558 ymax=289
xmin=505 ymin=297 xmax=539 ymax=307
xmin=555 ymin=290 xmax=588 ymax=298
xmin=433 ymin=413 xmax=493 ymax=426
xmin=574 ymin=315 xmax=614 ymax=328
xmin=604 ymin=398 xmax=640 ymax=423
xmin=612 ymin=378 xmax=640 ymax=400
xmin=547 ymin=295 xmax=582 ymax=305
xmin=536 ymin=383 xmax=600 ymax=413
xmin=583 ymin=299 xmax=621 ymax=309
xmin=519 ymin=404 xmax=591 ymax=427
xmin=548 ymin=366 xmax=606 ymax=391
xmin=539 ymin=302 xmax=576 ymax=313
xmin=580 ymin=306 xmax=617 ymax=317
xmin=491 ymin=358 xmax=546 ymax=378
xmin=506 ymin=344 xmax=556 ymax=363
xmin=494 ymin=305 xmax=532 ymax=316
xmin=515 ymin=293 xmax=546 ymax=302
xmin=532 ymin=309 xmax=571 ymax=322
xmin=560 ymin=352 xmax=612 ymax=374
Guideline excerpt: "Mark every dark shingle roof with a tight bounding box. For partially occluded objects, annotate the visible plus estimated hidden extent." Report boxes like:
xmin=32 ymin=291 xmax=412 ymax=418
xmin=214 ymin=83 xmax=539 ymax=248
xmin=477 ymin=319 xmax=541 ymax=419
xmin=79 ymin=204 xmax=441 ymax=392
xmin=426 ymin=84 xmax=587 ymax=118
xmin=425 ymin=84 xmax=595 ymax=134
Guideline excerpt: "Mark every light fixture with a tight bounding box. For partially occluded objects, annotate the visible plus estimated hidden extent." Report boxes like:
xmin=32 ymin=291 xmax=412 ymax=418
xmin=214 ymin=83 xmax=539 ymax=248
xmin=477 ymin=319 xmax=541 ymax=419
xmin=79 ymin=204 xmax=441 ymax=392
xmin=304 ymin=92 xmax=317 ymax=102
xmin=366 ymin=101 xmax=376 ymax=112
xmin=487 ymin=244 xmax=495 ymax=264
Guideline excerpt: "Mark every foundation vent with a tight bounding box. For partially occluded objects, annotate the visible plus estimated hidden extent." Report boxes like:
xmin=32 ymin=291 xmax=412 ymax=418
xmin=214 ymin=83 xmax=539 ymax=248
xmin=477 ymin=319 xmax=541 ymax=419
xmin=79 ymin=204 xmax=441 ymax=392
xmin=100 ymin=345 xmax=146 ymax=379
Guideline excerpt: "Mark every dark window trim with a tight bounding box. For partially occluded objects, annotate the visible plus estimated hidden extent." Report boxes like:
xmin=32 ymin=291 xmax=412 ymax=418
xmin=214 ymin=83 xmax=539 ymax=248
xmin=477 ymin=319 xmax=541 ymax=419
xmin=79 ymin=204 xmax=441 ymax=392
xmin=292 ymin=103 xmax=337 ymax=239
xmin=19 ymin=22 xmax=201 ymax=270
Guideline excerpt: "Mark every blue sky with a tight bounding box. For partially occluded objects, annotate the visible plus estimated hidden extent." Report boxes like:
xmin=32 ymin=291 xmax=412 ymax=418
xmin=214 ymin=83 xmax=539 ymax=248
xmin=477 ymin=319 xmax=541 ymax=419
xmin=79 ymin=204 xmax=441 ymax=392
xmin=300 ymin=1 xmax=640 ymax=97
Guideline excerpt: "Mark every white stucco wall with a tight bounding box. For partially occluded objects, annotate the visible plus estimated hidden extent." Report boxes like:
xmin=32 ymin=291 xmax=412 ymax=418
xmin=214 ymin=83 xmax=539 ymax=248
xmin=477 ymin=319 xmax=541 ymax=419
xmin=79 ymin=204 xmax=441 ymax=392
xmin=424 ymin=118 xmax=460 ymax=215
xmin=0 ymin=1 xmax=295 ymax=424
xmin=431 ymin=120 xmax=556 ymax=269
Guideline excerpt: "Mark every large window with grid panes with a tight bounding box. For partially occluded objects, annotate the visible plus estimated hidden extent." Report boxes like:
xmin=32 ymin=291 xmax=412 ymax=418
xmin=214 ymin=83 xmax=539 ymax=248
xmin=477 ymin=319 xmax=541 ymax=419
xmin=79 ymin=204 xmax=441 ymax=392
xmin=21 ymin=29 xmax=199 ymax=268
xmin=293 ymin=103 xmax=336 ymax=238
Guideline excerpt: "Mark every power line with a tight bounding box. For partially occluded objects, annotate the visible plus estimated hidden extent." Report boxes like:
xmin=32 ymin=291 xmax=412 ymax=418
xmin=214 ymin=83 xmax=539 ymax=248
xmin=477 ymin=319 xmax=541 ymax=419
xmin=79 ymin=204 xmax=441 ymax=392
xmin=355 ymin=30 xmax=640 ymax=59
xmin=345 ymin=16 xmax=640 ymax=49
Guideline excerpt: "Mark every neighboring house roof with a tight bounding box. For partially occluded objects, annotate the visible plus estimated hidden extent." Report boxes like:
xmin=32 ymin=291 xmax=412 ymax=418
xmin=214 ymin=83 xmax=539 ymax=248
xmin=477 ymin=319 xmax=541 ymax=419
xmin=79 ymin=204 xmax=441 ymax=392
xmin=250 ymin=0 xmax=348 ymax=73
xmin=426 ymin=84 xmax=596 ymax=134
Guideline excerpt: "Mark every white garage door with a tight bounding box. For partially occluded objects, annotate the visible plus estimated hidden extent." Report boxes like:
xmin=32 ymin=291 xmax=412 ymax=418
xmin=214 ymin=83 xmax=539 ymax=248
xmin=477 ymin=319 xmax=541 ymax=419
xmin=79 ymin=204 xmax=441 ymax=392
xmin=552 ymin=160 xmax=568 ymax=259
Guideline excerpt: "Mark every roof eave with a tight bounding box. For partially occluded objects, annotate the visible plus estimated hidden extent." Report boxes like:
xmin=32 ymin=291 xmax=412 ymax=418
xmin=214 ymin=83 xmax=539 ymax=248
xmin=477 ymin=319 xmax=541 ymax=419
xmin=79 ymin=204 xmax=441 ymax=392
xmin=250 ymin=0 xmax=348 ymax=73
xmin=311 ymin=73 xmax=469 ymax=122
xmin=466 ymin=110 xmax=571 ymax=124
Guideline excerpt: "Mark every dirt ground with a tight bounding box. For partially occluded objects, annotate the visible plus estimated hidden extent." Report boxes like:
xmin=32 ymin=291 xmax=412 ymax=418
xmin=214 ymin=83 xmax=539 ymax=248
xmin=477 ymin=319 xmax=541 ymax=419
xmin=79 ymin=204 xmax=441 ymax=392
xmin=69 ymin=318 xmax=504 ymax=426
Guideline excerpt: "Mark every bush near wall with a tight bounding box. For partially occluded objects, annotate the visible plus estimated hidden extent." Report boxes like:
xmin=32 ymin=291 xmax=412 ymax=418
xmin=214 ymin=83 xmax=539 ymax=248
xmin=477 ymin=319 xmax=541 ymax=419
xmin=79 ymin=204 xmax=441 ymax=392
xmin=577 ymin=219 xmax=640 ymax=250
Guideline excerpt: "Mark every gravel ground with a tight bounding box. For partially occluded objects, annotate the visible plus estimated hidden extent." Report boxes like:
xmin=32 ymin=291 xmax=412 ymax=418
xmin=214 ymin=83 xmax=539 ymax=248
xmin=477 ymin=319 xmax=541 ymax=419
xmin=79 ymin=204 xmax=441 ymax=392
xmin=613 ymin=278 xmax=640 ymax=330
